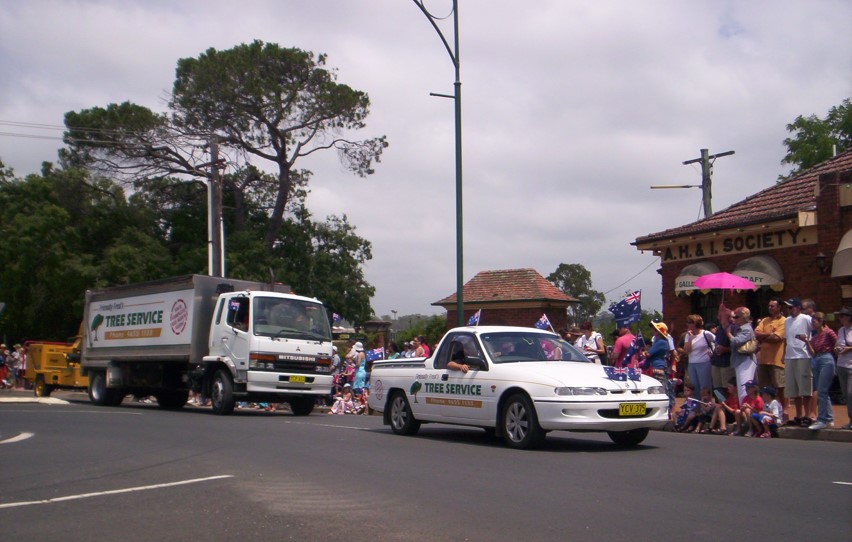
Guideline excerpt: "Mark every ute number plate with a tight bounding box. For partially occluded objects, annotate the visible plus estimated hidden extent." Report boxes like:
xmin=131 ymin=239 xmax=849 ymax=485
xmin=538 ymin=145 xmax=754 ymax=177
xmin=618 ymin=403 xmax=646 ymax=416
xmin=289 ymin=375 xmax=307 ymax=383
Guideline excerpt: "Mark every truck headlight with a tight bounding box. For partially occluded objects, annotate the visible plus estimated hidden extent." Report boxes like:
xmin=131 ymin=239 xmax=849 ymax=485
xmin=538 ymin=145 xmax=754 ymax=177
xmin=647 ymin=385 xmax=665 ymax=395
xmin=555 ymin=387 xmax=607 ymax=396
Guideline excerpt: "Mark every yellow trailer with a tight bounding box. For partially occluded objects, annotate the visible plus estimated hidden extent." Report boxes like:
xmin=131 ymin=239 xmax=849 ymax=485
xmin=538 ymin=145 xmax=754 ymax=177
xmin=24 ymin=335 xmax=87 ymax=397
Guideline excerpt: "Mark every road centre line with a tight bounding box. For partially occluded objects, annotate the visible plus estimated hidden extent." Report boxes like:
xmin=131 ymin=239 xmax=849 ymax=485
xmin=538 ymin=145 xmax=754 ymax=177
xmin=832 ymin=481 xmax=852 ymax=486
xmin=0 ymin=475 xmax=234 ymax=509
xmin=0 ymin=432 xmax=34 ymax=444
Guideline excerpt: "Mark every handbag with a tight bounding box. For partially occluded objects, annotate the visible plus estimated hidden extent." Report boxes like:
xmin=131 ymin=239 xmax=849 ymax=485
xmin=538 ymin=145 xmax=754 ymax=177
xmin=737 ymin=336 xmax=758 ymax=354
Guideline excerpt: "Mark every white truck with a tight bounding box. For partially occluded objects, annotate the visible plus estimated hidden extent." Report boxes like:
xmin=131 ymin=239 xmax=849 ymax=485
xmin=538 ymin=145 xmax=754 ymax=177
xmin=81 ymin=275 xmax=334 ymax=415
xmin=368 ymin=326 xmax=670 ymax=449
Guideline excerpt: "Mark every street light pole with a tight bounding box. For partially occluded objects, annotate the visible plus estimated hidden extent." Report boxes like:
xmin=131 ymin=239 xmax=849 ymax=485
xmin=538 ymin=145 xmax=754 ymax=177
xmin=414 ymin=0 xmax=464 ymax=327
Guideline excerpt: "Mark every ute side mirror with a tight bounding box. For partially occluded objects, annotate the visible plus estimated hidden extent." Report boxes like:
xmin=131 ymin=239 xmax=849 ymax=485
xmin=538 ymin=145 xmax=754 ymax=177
xmin=466 ymin=356 xmax=487 ymax=370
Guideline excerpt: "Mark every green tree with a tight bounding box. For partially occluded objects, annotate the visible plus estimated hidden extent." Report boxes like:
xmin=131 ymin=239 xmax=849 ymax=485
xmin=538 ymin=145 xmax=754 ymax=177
xmin=547 ymin=263 xmax=605 ymax=325
xmin=171 ymin=41 xmax=388 ymax=249
xmin=64 ymin=41 xmax=387 ymax=250
xmin=781 ymin=98 xmax=851 ymax=177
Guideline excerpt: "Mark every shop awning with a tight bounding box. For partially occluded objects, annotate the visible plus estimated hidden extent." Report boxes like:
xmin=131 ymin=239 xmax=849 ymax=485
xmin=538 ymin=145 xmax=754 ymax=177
xmin=675 ymin=261 xmax=720 ymax=294
xmin=733 ymin=255 xmax=784 ymax=291
xmin=831 ymin=229 xmax=852 ymax=278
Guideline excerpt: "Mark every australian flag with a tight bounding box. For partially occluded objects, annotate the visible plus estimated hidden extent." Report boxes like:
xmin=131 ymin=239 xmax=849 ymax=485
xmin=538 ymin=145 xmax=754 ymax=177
xmin=332 ymin=312 xmax=342 ymax=324
xmin=365 ymin=347 xmax=385 ymax=362
xmin=604 ymin=366 xmax=629 ymax=381
xmin=609 ymin=291 xmax=642 ymax=328
xmin=534 ymin=313 xmax=551 ymax=330
xmin=622 ymin=334 xmax=646 ymax=367
xmin=627 ymin=367 xmax=642 ymax=382
xmin=467 ymin=309 xmax=482 ymax=326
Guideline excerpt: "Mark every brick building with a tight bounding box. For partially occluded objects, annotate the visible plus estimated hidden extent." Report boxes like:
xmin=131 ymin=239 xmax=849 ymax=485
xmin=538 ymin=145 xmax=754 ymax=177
xmin=432 ymin=268 xmax=576 ymax=331
xmin=634 ymin=150 xmax=852 ymax=332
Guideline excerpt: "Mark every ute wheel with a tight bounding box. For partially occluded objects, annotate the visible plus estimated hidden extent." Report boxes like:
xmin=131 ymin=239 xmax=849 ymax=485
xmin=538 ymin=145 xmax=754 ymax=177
xmin=210 ymin=369 xmax=235 ymax=415
xmin=607 ymin=428 xmax=650 ymax=447
xmin=34 ymin=377 xmax=52 ymax=398
xmin=157 ymin=390 xmax=189 ymax=410
xmin=288 ymin=396 xmax=314 ymax=416
xmin=88 ymin=371 xmax=108 ymax=405
xmin=502 ymin=393 xmax=546 ymax=450
xmin=389 ymin=391 xmax=420 ymax=436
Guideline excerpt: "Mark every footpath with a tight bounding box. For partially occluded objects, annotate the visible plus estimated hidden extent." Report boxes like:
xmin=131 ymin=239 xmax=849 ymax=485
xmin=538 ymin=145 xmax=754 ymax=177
xmin=2 ymin=389 xmax=849 ymax=443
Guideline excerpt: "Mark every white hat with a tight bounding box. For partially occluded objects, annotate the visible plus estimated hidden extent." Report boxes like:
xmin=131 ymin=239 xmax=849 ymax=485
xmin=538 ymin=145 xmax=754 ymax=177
xmin=354 ymin=341 xmax=364 ymax=352
xmin=332 ymin=346 xmax=338 ymax=352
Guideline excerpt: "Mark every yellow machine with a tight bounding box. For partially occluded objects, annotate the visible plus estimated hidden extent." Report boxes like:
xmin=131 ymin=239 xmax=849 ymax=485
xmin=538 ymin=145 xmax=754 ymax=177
xmin=24 ymin=333 xmax=87 ymax=397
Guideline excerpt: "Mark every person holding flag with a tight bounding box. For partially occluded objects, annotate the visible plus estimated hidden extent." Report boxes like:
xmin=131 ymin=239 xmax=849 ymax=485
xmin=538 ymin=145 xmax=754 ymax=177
xmin=611 ymin=325 xmax=637 ymax=368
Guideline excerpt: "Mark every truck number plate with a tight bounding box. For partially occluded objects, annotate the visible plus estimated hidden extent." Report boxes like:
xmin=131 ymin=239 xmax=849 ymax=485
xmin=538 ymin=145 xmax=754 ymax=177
xmin=289 ymin=375 xmax=307 ymax=383
xmin=618 ymin=403 xmax=646 ymax=416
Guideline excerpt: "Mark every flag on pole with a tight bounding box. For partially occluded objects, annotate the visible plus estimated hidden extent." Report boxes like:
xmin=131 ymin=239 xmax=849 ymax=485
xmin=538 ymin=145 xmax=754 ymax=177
xmin=365 ymin=347 xmax=385 ymax=362
xmin=534 ymin=313 xmax=552 ymax=330
xmin=609 ymin=290 xmax=642 ymax=328
xmin=467 ymin=309 xmax=481 ymax=326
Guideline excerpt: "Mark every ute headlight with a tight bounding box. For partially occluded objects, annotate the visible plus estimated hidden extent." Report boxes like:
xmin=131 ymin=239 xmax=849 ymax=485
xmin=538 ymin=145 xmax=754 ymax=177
xmin=555 ymin=387 xmax=607 ymax=396
xmin=647 ymin=385 xmax=665 ymax=395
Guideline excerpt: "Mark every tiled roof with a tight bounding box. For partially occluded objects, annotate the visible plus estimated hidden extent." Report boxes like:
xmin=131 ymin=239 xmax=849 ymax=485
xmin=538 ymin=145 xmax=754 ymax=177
xmin=635 ymin=150 xmax=852 ymax=244
xmin=432 ymin=268 xmax=576 ymax=306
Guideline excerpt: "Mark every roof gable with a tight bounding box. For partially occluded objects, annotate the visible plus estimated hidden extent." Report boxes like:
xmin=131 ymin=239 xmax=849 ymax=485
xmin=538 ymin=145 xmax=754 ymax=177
xmin=433 ymin=268 xmax=575 ymax=306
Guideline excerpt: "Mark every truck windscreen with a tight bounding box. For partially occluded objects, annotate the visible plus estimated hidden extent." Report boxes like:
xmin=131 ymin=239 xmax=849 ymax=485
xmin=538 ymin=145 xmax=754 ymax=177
xmin=252 ymin=296 xmax=332 ymax=342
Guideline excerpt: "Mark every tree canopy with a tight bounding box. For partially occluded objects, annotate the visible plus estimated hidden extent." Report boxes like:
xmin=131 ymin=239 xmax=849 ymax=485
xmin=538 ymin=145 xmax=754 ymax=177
xmin=781 ymin=97 xmax=851 ymax=177
xmin=546 ymin=263 xmax=605 ymax=325
xmin=62 ymin=40 xmax=388 ymax=251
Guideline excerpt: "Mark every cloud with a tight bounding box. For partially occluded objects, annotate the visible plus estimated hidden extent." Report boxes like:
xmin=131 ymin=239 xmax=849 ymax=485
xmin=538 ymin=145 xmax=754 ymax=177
xmin=1 ymin=0 xmax=850 ymax=319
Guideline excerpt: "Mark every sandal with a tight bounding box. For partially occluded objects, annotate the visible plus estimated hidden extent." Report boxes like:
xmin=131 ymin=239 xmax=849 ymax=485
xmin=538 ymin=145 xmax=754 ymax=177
xmin=759 ymin=432 xmax=771 ymax=438
xmin=800 ymin=417 xmax=814 ymax=427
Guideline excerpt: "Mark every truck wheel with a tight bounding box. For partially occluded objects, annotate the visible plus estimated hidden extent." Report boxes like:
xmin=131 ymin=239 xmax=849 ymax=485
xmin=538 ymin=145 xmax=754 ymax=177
xmin=157 ymin=390 xmax=189 ymax=410
xmin=607 ymin=428 xmax=649 ymax=447
xmin=501 ymin=393 xmax=546 ymax=449
xmin=34 ymin=377 xmax=52 ymax=397
xmin=288 ymin=396 xmax=314 ymax=416
xmin=389 ymin=391 xmax=420 ymax=436
xmin=210 ymin=369 xmax=235 ymax=415
xmin=88 ymin=371 xmax=109 ymax=406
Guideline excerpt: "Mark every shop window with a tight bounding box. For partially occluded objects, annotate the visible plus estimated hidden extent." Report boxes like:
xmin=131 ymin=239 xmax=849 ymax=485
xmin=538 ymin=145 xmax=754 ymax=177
xmin=691 ymin=291 xmax=721 ymax=327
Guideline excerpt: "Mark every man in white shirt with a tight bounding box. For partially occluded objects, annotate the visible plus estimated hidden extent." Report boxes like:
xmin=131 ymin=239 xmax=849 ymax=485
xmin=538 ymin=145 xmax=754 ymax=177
xmin=783 ymin=297 xmax=813 ymax=426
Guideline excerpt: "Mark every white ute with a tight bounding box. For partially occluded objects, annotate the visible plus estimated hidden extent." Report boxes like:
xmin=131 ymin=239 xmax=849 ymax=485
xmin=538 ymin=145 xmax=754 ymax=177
xmin=368 ymin=326 xmax=669 ymax=449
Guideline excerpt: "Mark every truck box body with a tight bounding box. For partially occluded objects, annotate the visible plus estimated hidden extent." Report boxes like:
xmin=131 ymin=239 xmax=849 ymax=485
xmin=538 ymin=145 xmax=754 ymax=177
xmin=82 ymin=275 xmax=288 ymax=367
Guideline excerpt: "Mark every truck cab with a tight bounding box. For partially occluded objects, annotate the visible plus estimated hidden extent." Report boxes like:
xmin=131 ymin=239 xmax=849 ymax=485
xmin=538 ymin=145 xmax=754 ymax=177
xmin=200 ymin=290 xmax=334 ymax=415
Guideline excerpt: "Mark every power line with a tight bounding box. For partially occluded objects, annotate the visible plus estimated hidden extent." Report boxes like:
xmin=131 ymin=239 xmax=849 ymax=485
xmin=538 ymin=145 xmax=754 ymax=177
xmin=603 ymin=256 xmax=660 ymax=297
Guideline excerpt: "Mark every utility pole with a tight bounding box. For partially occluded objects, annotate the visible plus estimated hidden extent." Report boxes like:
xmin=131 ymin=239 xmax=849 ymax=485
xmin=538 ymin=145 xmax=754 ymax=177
xmin=651 ymin=148 xmax=735 ymax=218
xmin=209 ymin=137 xmax=224 ymax=277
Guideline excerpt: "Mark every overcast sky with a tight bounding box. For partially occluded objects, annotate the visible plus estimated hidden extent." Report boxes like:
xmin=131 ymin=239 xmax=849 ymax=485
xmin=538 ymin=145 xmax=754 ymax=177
xmin=2 ymin=1 xmax=851 ymax=319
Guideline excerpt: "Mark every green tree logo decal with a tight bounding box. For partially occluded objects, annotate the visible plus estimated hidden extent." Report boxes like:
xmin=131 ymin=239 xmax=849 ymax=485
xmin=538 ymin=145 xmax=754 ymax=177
xmin=409 ymin=381 xmax=422 ymax=403
xmin=90 ymin=314 xmax=105 ymax=344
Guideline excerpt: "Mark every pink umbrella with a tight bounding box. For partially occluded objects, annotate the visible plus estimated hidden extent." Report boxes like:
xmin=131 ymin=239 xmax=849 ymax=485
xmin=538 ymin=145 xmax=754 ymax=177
xmin=693 ymin=272 xmax=756 ymax=301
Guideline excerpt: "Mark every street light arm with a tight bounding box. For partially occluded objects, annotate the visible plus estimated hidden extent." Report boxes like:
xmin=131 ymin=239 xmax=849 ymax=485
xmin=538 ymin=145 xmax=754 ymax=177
xmin=411 ymin=0 xmax=458 ymax=68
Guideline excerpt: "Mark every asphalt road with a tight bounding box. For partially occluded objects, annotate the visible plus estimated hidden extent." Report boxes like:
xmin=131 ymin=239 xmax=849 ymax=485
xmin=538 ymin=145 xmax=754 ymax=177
xmin=1 ymin=394 xmax=849 ymax=542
